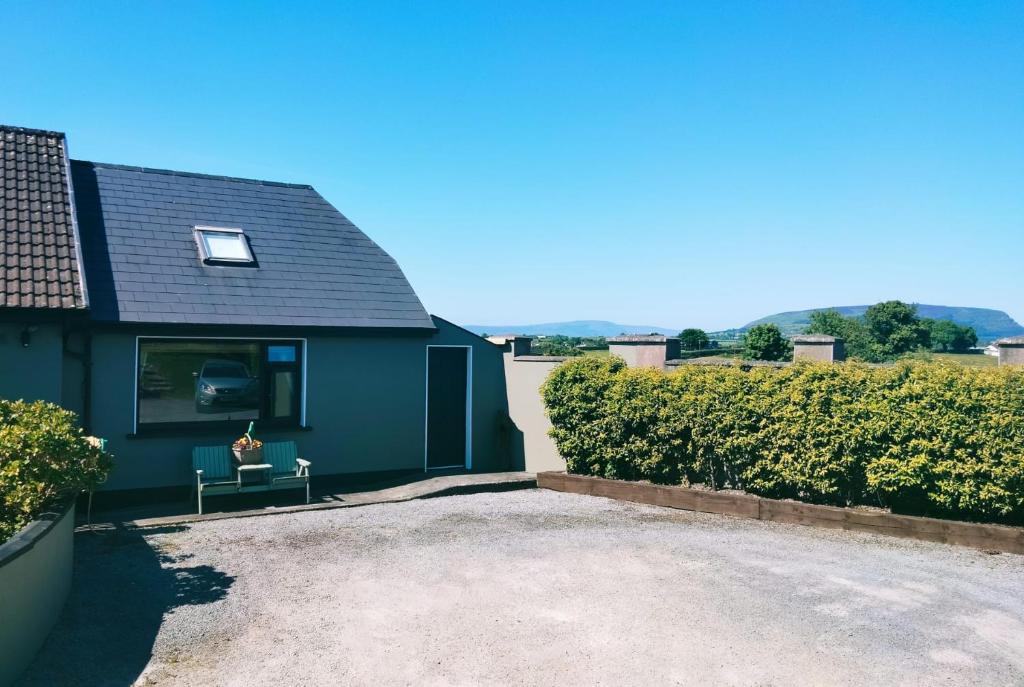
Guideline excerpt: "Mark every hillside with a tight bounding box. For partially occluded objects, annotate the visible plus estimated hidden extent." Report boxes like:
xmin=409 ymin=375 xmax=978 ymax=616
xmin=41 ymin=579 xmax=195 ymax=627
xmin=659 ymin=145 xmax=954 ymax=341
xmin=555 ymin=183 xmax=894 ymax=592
xmin=743 ymin=304 xmax=1024 ymax=342
xmin=463 ymin=320 xmax=676 ymax=337
xmin=465 ymin=305 xmax=1023 ymax=342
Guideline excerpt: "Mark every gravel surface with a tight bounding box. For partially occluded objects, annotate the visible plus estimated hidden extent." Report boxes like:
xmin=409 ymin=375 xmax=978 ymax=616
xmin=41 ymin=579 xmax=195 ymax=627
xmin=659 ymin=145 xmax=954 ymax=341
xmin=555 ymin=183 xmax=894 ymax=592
xmin=20 ymin=489 xmax=1024 ymax=686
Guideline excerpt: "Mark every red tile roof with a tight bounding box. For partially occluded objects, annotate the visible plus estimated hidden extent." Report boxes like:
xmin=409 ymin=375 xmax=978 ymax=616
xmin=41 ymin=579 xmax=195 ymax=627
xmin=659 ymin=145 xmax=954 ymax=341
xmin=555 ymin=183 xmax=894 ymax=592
xmin=0 ymin=125 xmax=86 ymax=309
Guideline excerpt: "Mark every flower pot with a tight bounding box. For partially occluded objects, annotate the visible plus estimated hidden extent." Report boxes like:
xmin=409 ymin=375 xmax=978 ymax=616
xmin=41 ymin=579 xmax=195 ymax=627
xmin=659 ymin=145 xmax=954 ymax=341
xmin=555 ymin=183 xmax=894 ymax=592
xmin=232 ymin=446 xmax=263 ymax=465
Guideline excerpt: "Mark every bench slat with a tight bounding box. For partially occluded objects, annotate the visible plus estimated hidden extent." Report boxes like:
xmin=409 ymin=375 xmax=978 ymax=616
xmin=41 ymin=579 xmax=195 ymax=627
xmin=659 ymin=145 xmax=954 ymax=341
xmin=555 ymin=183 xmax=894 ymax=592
xmin=263 ymin=441 xmax=299 ymax=475
xmin=192 ymin=445 xmax=232 ymax=480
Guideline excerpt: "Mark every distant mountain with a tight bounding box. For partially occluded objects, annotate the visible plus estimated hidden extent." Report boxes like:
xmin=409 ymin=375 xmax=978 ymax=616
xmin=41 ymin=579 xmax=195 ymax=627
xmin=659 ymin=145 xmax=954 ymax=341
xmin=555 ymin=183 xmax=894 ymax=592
xmin=465 ymin=305 xmax=1023 ymax=343
xmin=463 ymin=320 xmax=677 ymax=338
xmin=744 ymin=304 xmax=1024 ymax=343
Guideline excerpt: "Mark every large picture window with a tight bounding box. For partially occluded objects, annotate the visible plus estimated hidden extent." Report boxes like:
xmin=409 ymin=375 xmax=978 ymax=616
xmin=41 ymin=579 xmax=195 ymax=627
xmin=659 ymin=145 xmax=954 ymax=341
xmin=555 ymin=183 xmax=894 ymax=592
xmin=137 ymin=338 xmax=303 ymax=430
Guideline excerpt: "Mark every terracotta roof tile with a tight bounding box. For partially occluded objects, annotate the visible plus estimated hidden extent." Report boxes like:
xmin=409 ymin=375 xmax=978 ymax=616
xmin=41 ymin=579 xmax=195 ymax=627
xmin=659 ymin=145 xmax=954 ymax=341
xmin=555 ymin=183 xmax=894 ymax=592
xmin=0 ymin=125 xmax=86 ymax=309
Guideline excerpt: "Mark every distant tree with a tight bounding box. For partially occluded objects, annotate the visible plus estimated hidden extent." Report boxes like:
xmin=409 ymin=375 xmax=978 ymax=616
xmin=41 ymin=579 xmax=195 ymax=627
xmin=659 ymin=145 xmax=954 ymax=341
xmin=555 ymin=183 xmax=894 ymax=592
xmin=678 ymin=328 xmax=710 ymax=351
xmin=532 ymin=336 xmax=583 ymax=357
xmin=804 ymin=310 xmax=848 ymax=338
xmin=864 ymin=300 xmax=930 ymax=358
xmin=924 ymin=319 xmax=978 ymax=353
xmin=743 ymin=324 xmax=791 ymax=361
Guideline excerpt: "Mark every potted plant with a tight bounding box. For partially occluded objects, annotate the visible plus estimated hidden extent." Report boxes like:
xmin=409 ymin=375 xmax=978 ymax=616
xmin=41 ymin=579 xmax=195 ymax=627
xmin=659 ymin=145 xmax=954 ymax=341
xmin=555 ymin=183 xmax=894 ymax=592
xmin=232 ymin=422 xmax=264 ymax=465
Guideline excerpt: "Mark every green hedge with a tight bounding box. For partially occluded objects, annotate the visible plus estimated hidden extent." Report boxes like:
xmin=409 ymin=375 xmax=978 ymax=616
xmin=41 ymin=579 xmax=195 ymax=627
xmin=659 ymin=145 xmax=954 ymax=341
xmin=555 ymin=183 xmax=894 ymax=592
xmin=542 ymin=358 xmax=1024 ymax=523
xmin=0 ymin=400 xmax=113 ymax=541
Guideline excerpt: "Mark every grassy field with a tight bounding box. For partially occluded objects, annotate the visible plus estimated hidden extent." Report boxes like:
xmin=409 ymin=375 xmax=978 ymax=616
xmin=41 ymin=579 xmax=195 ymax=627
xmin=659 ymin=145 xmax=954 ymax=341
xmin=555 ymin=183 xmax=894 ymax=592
xmin=933 ymin=353 xmax=998 ymax=367
xmin=581 ymin=349 xmax=611 ymax=357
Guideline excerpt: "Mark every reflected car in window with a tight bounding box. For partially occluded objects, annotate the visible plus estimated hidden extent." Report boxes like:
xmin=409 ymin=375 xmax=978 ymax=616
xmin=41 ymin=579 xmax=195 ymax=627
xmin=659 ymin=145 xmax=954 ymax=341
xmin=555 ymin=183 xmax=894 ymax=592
xmin=194 ymin=359 xmax=260 ymax=412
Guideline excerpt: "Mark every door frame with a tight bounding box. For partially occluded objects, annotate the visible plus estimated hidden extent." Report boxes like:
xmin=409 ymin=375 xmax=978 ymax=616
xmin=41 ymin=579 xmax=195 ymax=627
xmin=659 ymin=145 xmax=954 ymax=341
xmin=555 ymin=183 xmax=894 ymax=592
xmin=423 ymin=345 xmax=473 ymax=471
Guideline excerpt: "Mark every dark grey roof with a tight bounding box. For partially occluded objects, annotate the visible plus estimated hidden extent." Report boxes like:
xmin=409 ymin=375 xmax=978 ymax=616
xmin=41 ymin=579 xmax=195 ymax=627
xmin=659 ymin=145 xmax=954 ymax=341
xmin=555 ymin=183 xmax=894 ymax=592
xmin=0 ymin=126 xmax=87 ymax=309
xmin=71 ymin=161 xmax=434 ymax=328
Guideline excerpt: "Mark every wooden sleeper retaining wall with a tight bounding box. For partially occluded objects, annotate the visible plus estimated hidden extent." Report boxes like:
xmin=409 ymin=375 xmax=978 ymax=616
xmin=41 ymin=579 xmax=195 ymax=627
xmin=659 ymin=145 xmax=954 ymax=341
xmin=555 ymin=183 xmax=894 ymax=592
xmin=537 ymin=472 xmax=1024 ymax=555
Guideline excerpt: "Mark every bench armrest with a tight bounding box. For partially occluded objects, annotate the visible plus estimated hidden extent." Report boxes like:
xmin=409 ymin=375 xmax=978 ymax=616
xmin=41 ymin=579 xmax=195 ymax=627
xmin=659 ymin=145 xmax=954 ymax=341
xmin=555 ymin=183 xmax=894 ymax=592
xmin=296 ymin=458 xmax=311 ymax=468
xmin=196 ymin=469 xmax=204 ymax=476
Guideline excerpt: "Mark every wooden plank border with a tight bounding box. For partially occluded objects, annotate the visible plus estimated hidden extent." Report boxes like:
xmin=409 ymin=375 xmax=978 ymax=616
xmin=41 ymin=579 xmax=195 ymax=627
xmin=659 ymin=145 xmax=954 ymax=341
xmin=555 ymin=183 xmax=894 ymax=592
xmin=537 ymin=472 xmax=1024 ymax=555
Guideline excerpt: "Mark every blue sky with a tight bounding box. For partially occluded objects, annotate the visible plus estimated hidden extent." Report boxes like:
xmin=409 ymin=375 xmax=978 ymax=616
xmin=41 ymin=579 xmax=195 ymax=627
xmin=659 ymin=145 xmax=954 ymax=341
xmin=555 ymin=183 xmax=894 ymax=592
xmin=6 ymin=1 xmax=1022 ymax=330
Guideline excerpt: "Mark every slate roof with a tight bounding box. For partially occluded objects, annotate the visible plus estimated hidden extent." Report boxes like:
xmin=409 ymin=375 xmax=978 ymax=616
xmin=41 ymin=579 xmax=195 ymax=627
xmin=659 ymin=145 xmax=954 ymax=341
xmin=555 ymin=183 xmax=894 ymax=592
xmin=70 ymin=161 xmax=434 ymax=329
xmin=0 ymin=126 xmax=87 ymax=309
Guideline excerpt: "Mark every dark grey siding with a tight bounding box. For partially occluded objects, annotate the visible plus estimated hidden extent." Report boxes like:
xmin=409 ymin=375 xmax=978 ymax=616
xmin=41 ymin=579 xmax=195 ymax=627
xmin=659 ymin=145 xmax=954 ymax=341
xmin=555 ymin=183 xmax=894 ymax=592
xmin=89 ymin=319 xmax=508 ymax=491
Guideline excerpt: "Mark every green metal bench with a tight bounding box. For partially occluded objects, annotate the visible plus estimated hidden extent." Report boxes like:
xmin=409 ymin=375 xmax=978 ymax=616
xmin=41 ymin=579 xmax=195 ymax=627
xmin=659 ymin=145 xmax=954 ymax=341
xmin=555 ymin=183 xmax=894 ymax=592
xmin=191 ymin=441 xmax=311 ymax=514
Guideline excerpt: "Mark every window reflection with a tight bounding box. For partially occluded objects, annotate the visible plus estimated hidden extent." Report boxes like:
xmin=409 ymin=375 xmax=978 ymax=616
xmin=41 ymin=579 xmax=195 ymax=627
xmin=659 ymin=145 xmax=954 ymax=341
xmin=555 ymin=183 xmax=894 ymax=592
xmin=138 ymin=339 xmax=301 ymax=428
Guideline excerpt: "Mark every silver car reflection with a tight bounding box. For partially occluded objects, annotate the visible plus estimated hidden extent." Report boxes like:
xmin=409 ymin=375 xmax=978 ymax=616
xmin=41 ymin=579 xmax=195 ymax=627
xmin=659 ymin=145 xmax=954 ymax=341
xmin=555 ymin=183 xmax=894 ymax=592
xmin=194 ymin=359 xmax=259 ymax=412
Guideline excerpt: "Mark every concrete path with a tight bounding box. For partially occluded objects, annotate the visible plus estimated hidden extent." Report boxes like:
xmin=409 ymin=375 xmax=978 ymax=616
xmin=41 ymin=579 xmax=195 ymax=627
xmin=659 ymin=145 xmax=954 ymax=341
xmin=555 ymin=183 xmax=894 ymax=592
xmin=81 ymin=471 xmax=536 ymax=529
xmin=27 ymin=489 xmax=1024 ymax=686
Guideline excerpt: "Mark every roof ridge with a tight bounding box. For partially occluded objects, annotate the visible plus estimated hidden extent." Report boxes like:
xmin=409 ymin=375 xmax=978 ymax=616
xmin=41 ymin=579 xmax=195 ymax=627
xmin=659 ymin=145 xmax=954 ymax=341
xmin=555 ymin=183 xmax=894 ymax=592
xmin=0 ymin=124 xmax=67 ymax=139
xmin=71 ymin=160 xmax=314 ymax=190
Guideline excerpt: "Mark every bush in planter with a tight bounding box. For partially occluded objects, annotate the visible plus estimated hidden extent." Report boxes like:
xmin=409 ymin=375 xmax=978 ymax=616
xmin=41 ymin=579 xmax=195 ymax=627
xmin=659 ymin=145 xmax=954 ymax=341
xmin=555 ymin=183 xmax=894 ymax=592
xmin=865 ymin=363 xmax=1024 ymax=520
xmin=668 ymin=365 xmax=766 ymax=490
xmin=0 ymin=400 xmax=112 ymax=541
xmin=739 ymin=362 xmax=887 ymax=506
xmin=542 ymin=357 xmax=1024 ymax=524
xmin=601 ymin=366 xmax=687 ymax=484
xmin=541 ymin=356 xmax=625 ymax=478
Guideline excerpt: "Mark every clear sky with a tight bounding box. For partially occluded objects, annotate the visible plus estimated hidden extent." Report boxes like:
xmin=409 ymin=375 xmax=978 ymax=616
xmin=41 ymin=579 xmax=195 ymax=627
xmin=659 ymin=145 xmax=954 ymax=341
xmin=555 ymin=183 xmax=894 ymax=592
xmin=6 ymin=1 xmax=1022 ymax=330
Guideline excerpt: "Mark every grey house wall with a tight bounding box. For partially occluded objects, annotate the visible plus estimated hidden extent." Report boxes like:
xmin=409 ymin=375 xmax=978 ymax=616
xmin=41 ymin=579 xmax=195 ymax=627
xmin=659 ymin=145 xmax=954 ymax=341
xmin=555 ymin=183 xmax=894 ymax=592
xmin=87 ymin=317 xmax=508 ymax=492
xmin=0 ymin=323 xmax=64 ymax=404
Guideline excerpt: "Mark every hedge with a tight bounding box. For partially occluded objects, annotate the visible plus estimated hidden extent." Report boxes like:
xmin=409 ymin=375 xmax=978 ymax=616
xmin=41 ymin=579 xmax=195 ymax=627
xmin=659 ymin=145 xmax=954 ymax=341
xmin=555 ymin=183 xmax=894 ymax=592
xmin=542 ymin=357 xmax=1024 ymax=523
xmin=0 ymin=400 xmax=112 ymax=541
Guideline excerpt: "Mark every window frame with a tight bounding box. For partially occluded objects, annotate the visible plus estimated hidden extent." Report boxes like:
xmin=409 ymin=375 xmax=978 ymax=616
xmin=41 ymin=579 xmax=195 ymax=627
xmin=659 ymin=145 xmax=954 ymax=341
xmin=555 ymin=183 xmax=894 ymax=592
xmin=194 ymin=226 xmax=256 ymax=265
xmin=133 ymin=336 xmax=307 ymax=434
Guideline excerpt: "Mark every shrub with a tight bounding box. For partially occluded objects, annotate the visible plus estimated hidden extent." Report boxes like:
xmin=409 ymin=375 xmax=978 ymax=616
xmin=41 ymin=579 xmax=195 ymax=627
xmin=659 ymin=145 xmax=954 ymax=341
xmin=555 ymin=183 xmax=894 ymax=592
xmin=742 ymin=324 xmax=791 ymax=361
xmin=741 ymin=363 xmax=885 ymax=505
xmin=865 ymin=363 xmax=1024 ymax=519
xmin=669 ymin=365 xmax=765 ymax=490
xmin=601 ymin=367 xmax=687 ymax=484
xmin=542 ymin=357 xmax=1024 ymax=523
xmin=0 ymin=400 xmax=112 ymax=541
xmin=541 ymin=356 xmax=625 ymax=478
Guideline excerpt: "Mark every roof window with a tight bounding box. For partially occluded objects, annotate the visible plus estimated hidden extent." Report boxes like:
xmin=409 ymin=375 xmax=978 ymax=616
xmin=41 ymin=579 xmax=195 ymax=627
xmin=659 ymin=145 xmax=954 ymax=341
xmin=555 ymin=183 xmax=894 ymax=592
xmin=195 ymin=226 xmax=255 ymax=265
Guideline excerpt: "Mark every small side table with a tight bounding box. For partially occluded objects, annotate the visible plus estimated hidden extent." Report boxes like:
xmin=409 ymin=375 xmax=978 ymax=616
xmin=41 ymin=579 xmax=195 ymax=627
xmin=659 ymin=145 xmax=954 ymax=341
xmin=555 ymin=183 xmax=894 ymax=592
xmin=236 ymin=463 xmax=272 ymax=489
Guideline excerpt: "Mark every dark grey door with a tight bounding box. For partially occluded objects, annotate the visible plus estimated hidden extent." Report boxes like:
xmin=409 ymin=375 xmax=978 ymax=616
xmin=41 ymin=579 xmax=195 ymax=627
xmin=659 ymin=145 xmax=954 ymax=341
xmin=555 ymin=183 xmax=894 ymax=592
xmin=427 ymin=347 xmax=468 ymax=468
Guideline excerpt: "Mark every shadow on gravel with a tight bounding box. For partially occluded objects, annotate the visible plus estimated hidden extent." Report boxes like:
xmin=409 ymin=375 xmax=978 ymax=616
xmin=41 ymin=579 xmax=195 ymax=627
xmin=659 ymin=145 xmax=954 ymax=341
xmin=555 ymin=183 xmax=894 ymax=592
xmin=17 ymin=525 xmax=234 ymax=687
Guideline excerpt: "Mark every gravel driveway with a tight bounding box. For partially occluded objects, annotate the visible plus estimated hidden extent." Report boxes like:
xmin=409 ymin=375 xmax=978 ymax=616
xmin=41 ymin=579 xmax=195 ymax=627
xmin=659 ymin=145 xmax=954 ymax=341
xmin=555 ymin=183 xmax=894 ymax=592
xmin=19 ymin=489 xmax=1024 ymax=686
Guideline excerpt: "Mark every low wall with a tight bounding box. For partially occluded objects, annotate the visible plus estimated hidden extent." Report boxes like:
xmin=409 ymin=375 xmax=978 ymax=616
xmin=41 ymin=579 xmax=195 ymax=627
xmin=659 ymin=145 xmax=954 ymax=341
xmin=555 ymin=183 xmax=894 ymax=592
xmin=0 ymin=501 xmax=75 ymax=687
xmin=502 ymin=353 xmax=567 ymax=472
xmin=539 ymin=472 xmax=1024 ymax=555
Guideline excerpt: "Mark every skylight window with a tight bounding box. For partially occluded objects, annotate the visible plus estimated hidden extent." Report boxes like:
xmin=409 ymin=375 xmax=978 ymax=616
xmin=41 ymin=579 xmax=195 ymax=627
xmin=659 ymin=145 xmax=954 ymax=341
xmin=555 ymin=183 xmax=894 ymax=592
xmin=195 ymin=226 xmax=255 ymax=265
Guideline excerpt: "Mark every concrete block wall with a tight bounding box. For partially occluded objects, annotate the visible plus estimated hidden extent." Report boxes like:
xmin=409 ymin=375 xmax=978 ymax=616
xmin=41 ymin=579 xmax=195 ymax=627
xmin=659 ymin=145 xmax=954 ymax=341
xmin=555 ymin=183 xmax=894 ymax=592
xmin=791 ymin=334 xmax=845 ymax=362
xmin=608 ymin=335 xmax=680 ymax=368
xmin=488 ymin=336 xmax=567 ymax=473
xmin=997 ymin=337 xmax=1024 ymax=366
